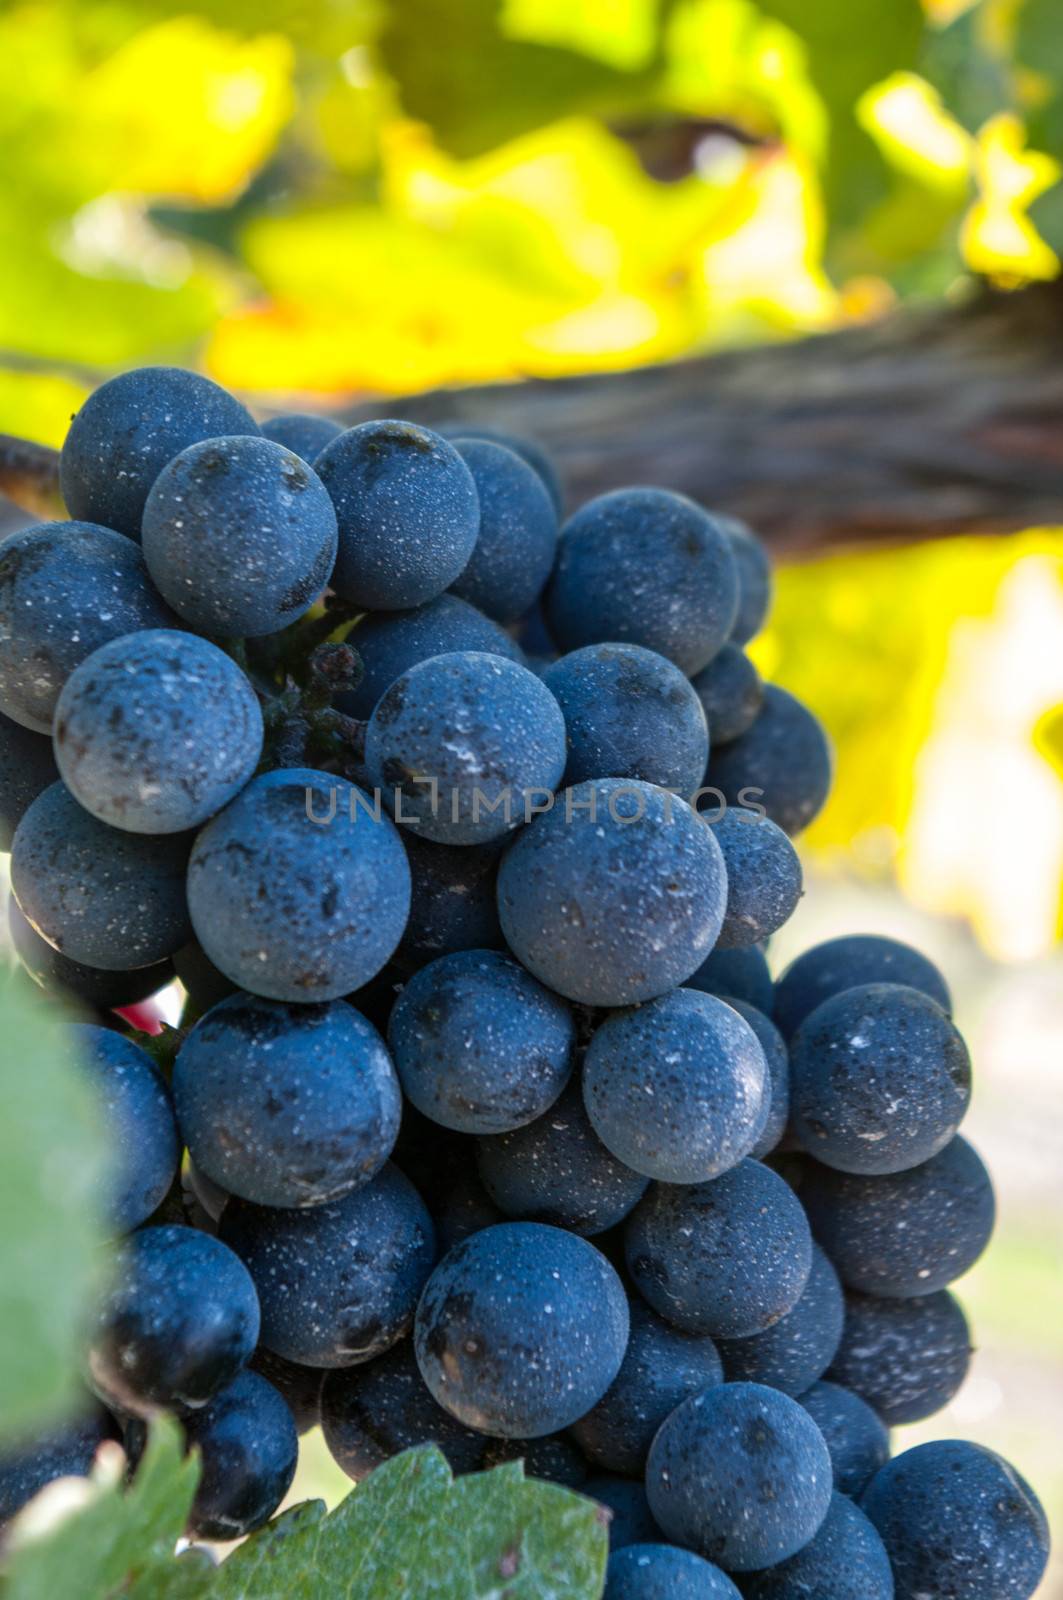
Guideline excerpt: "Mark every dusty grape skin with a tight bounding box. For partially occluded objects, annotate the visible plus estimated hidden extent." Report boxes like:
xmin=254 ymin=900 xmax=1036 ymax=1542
xmin=570 ymin=1299 xmax=723 ymax=1477
xmin=182 ymin=1370 xmax=298 ymax=1541
xmin=71 ymin=1024 xmax=180 ymax=1233
xmin=437 ymin=423 xmax=563 ymax=516
xmin=645 ymin=1383 xmax=832 ymax=1572
xmin=795 ymin=1381 xmax=890 ymax=1499
xmin=220 ymin=1164 xmax=435 ymax=1370
xmin=88 ymin=1225 xmax=260 ymax=1418
xmin=690 ymin=642 xmax=763 ymax=747
xmin=718 ymin=514 xmax=772 ymax=646
xmin=799 ymin=1136 xmax=995 ymax=1298
xmin=709 ymin=811 xmax=802 ymax=950
xmin=173 ymin=994 xmax=402 ymax=1209
xmin=707 ymin=684 xmax=831 ymax=837
xmin=789 ymin=983 xmax=971 ymax=1176
xmin=497 ymin=780 xmax=727 ymax=1008
xmin=0 ymin=710 xmax=57 ymax=848
xmin=476 ymin=1082 xmax=649 ymax=1237
xmin=0 ymin=520 xmax=177 ymax=733
xmin=583 ymin=1478 xmax=663 ymax=1551
xmin=53 ymin=630 xmax=263 ymax=834
xmin=582 ymin=989 xmax=768 ymax=1184
xmin=826 ymin=1288 xmax=971 ymax=1426
xmin=605 ymin=1543 xmax=742 ymax=1599
xmin=0 ymin=1409 xmax=115 ymax=1528
xmin=395 ymin=832 xmax=505 ymax=972
xmin=186 ymin=768 xmax=411 ymax=1003
xmin=11 ymin=782 xmax=192 ymax=971
xmin=414 ymin=1222 xmax=629 ymax=1438
xmin=542 ymin=642 xmax=709 ymax=795
xmin=625 ymin=1160 xmax=813 ymax=1340
xmin=861 ymin=1440 xmax=1049 ymax=1600
xmin=321 ymin=1339 xmax=487 ymax=1481
xmin=60 ymin=365 xmax=258 ymax=540
xmin=740 ymin=1490 xmax=894 ymax=1600
xmin=728 ymin=999 xmax=789 ymax=1160
xmin=773 ymin=933 xmax=952 ymax=1041
xmin=260 ymin=411 xmax=344 ymax=463
xmin=716 ymin=1245 xmax=844 ymax=1397
xmin=450 ymin=439 xmax=559 ymax=623
xmin=545 ymin=488 xmax=739 ymax=675
xmin=688 ymin=945 xmax=773 ymax=1015
xmin=141 ymin=435 xmax=339 ymax=637
xmin=9 ymin=898 xmax=173 ymax=1009
xmin=338 ymin=594 xmax=524 ymax=720
xmin=365 ymin=651 xmax=567 ymax=846
xmin=389 ymin=948 xmax=574 ymax=1136
xmin=317 ymin=420 xmax=479 ymax=611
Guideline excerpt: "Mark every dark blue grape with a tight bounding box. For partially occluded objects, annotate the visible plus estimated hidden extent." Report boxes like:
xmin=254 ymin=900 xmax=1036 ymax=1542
xmin=186 ymin=768 xmax=410 ymax=1003
xmin=71 ymin=1024 xmax=180 ymax=1233
xmin=60 ymin=366 xmax=257 ymax=541
xmin=728 ymin=1000 xmax=789 ymax=1160
xmin=173 ymin=993 xmax=401 ymax=1208
xmin=645 ymin=1383 xmax=832 ymax=1572
xmin=862 ymin=1440 xmax=1049 ymax=1600
xmin=414 ymin=1222 xmax=629 ymax=1437
xmin=337 ymin=595 xmax=523 ymax=720
xmin=826 ymin=1289 xmax=971 ymax=1425
xmin=773 ymin=933 xmax=952 ymax=1041
xmin=141 ymin=435 xmax=338 ymax=637
xmin=545 ymin=489 xmax=738 ymax=675
xmin=54 ymin=630 xmax=263 ymax=834
xmin=716 ymin=1245 xmax=843 ymax=1397
xmin=260 ymin=412 xmax=344 ymax=462
xmin=625 ymin=1160 xmax=812 ymax=1339
xmin=582 ymin=989 xmax=768 ymax=1184
xmin=365 ymin=651 xmax=566 ymax=846
xmin=321 ymin=1339 xmax=487 ymax=1480
xmin=432 ymin=1170 xmax=505 ymax=1253
xmin=248 ymin=1348 xmax=322 ymax=1435
xmin=12 ymin=782 xmax=191 ymax=970
xmin=0 ymin=521 xmax=176 ymax=733
xmin=0 ymin=1408 xmax=115 ymax=1528
xmin=690 ymin=643 xmax=763 ymax=748
xmin=790 ymin=984 xmax=971 ymax=1176
xmin=481 ymin=1433 xmax=588 ymax=1487
xmin=709 ymin=811 xmax=802 ymax=949
xmin=316 ymin=420 xmax=479 ymax=611
xmin=497 ymin=780 xmax=726 ymax=1007
xmin=9 ymin=899 xmax=173 ymax=1009
xmin=800 ymin=1136 xmax=995 ymax=1298
xmin=571 ymin=1298 xmax=723 ymax=1476
xmin=437 ymin=424 xmax=563 ymax=515
xmin=476 ymin=1082 xmax=649 ymax=1236
xmin=688 ymin=946 xmax=773 ymax=1014
xmin=718 ymin=515 xmax=771 ymax=646
xmin=795 ymin=1381 xmax=890 ymax=1499
xmin=396 ymin=832 xmax=504 ymax=971
xmin=182 ymin=1370 xmax=297 ymax=1540
xmin=707 ymin=685 xmax=831 ymax=837
xmin=450 ymin=439 xmax=558 ymax=623
xmin=0 ymin=710 xmax=56 ymax=849
xmin=605 ymin=1544 xmax=741 ymax=1599
xmin=388 ymin=948 xmax=574 ymax=1135
xmin=542 ymin=643 xmax=709 ymax=794
xmin=88 ymin=1224 xmax=260 ymax=1417
xmin=583 ymin=1477 xmax=662 ymax=1550
xmin=220 ymin=1164 xmax=434 ymax=1369
xmin=741 ymin=1490 xmax=893 ymax=1599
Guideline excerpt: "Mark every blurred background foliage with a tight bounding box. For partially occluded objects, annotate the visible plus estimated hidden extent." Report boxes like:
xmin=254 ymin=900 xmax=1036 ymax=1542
xmin=2 ymin=0 xmax=1063 ymax=1586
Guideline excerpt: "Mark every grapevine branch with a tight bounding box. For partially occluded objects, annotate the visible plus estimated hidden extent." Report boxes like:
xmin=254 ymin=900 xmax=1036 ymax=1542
xmin=3 ymin=283 xmax=1063 ymax=553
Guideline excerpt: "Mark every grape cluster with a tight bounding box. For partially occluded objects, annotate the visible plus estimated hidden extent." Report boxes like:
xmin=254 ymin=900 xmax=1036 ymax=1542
xmin=0 ymin=366 xmax=1050 ymax=1597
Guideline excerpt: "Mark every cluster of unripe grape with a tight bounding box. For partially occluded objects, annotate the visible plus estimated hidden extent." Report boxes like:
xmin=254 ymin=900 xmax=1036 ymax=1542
xmin=0 ymin=365 xmax=1049 ymax=1597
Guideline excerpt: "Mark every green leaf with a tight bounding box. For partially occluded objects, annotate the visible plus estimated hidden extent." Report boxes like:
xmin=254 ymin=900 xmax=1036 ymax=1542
xmin=0 ymin=981 xmax=111 ymax=1445
xmin=378 ymin=0 xmax=659 ymax=157
xmin=919 ymin=3 xmax=1015 ymax=137
xmin=1017 ymin=0 xmax=1063 ymax=158
xmin=2 ymin=1418 xmax=202 ymax=1600
xmin=212 ymin=1447 xmax=608 ymax=1600
xmin=754 ymin=0 xmax=926 ymax=227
